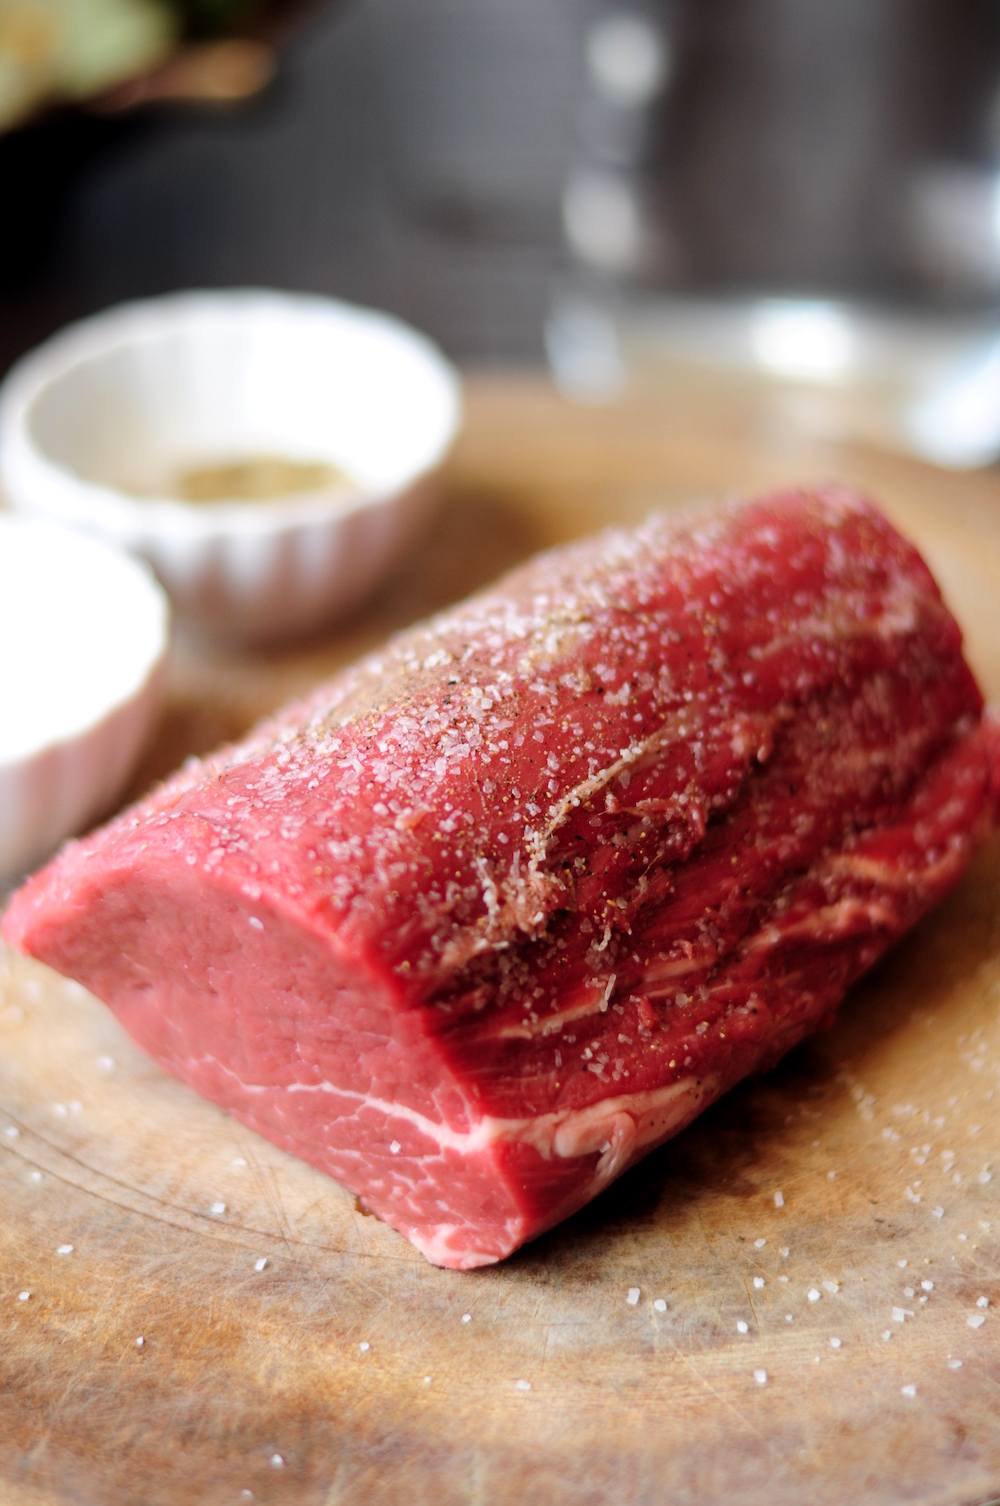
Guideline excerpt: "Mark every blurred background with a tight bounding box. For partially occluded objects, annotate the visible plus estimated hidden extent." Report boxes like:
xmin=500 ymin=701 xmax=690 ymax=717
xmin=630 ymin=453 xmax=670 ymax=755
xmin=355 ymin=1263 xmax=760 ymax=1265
xmin=7 ymin=0 xmax=1000 ymax=455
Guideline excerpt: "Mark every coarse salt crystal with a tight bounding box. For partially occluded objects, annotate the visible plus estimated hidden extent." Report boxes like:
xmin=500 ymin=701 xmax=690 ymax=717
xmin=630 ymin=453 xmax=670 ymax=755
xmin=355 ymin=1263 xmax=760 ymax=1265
xmin=932 ymin=1206 xmax=945 ymax=1219
xmin=753 ymin=1369 xmax=768 ymax=1385
xmin=823 ymin=1281 xmax=839 ymax=1294
xmin=626 ymin=1287 xmax=640 ymax=1305
xmin=653 ymin=1299 xmax=667 ymax=1313
xmin=424 ymin=1376 xmax=432 ymax=1384
xmin=977 ymin=1296 xmax=989 ymax=1308
xmin=515 ymin=1379 xmax=532 ymax=1391
xmin=96 ymin=1056 xmax=116 ymax=1072
xmin=967 ymin=1314 xmax=986 ymax=1329
xmin=248 ymin=918 xmax=264 ymax=932
xmin=808 ymin=1289 xmax=821 ymax=1302
xmin=56 ymin=1244 xmax=73 ymax=1256
xmin=3 ymin=1126 xmax=19 ymax=1139
xmin=753 ymin=1277 xmax=765 ymax=1289
xmin=780 ymin=1247 xmax=789 ymax=1258
xmin=232 ymin=1157 xmax=247 ymax=1167
xmin=904 ymin=1287 xmax=915 ymax=1298
xmin=359 ymin=1341 xmax=370 ymax=1351
xmin=270 ymin=1454 xmax=284 ymax=1468
xmin=461 ymin=1313 xmax=472 ymax=1323
xmin=390 ymin=1141 xmax=401 ymax=1155
xmin=254 ymin=1258 xmax=268 ymax=1272
xmin=774 ymin=1191 xmax=785 ymax=1208
xmin=135 ymin=1336 xmax=144 ymax=1348
xmin=948 ymin=1359 xmax=963 ymax=1369
xmin=882 ymin=1330 xmax=892 ymax=1341
xmin=754 ymin=1238 xmax=766 ymax=1249
xmin=901 ymin=1384 xmax=917 ymax=1398
xmin=209 ymin=1202 xmax=226 ymax=1216
xmin=897 ymin=1259 xmax=908 ymax=1268
xmin=827 ymin=1171 xmax=836 ymax=1180
xmin=829 ymin=1337 xmax=842 ymax=1349
xmin=892 ymin=1307 xmax=911 ymax=1323
xmin=921 ymin=1281 xmax=934 ymax=1292
xmin=736 ymin=1321 xmax=749 ymax=1334
xmin=17 ymin=1291 xmax=29 ymax=1302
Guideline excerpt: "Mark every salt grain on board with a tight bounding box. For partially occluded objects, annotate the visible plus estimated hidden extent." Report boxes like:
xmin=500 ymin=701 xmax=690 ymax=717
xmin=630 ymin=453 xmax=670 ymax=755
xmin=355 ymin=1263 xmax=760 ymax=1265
xmin=977 ymin=1296 xmax=989 ymax=1308
xmin=948 ymin=1359 xmax=963 ymax=1369
xmin=515 ymin=1380 xmax=532 ymax=1392
xmin=753 ymin=1370 xmax=768 ymax=1385
xmin=461 ymin=1313 xmax=472 ymax=1323
xmin=737 ymin=1321 xmax=749 ymax=1334
xmin=754 ymin=1238 xmax=766 ymax=1249
xmin=3 ymin=1126 xmax=19 ymax=1140
xmin=753 ymin=1277 xmax=765 ymax=1289
xmin=56 ymin=1244 xmax=73 ymax=1256
xmin=901 ymin=1385 xmax=917 ymax=1398
xmin=17 ymin=1291 xmax=29 ymax=1301
xmin=808 ymin=1289 xmax=821 ymax=1302
xmin=359 ymin=1341 xmax=370 ymax=1351
xmin=270 ymin=1455 xmax=284 ymax=1468
xmin=968 ymin=1314 xmax=986 ymax=1329
xmin=823 ymin=1281 xmax=839 ymax=1294
xmin=774 ymin=1192 xmax=785 ymax=1208
xmin=209 ymin=1202 xmax=226 ymax=1216
xmin=829 ymin=1337 xmax=842 ymax=1349
xmin=254 ymin=1258 xmax=267 ymax=1272
xmin=626 ymin=1288 xmax=640 ymax=1306
xmin=135 ymin=1336 xmax=144 ymax=1348
xmin=653 ymin=1299 xmax=667 ymax=1313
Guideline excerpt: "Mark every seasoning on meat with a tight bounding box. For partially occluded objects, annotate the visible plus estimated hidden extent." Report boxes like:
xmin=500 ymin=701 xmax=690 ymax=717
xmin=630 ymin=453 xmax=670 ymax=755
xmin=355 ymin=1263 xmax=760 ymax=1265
xmin=5 ymin=486 xmax=999 ymax=1269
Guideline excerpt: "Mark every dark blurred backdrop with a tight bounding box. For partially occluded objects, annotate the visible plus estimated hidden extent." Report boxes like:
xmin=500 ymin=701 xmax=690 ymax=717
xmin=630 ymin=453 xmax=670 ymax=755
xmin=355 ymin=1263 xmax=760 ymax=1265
xmin=4 ymin=0 xmax=1000 ymax=374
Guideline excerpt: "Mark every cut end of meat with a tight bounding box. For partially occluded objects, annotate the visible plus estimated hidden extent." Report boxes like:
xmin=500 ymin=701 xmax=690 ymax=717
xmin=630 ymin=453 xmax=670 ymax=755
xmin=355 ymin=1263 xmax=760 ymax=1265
xmin=5 ymin=485 xmax=1000 ymax=1268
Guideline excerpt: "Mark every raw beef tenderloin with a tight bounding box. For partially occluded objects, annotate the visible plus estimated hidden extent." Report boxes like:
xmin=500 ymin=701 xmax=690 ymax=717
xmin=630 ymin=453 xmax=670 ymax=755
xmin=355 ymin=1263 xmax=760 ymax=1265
xmin=5 ymin=487 xmax=999 ymax=1268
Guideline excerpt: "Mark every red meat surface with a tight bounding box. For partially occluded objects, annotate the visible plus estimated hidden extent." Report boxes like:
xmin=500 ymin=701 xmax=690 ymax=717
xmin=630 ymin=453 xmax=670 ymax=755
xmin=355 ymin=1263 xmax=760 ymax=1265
xmin=5 ymin=487 xmax=1000 ymax=1268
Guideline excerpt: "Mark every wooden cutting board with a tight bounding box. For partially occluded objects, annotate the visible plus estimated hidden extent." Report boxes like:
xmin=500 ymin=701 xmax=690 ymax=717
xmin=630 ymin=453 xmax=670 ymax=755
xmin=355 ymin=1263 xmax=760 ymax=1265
xmin=5 ymin=367 xmax=1000 ymax=1506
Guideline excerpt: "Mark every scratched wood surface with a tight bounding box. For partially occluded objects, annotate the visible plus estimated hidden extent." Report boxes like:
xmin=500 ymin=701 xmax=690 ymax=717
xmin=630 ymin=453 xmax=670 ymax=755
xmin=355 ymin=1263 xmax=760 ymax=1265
xmin=4 ymin=366 xmax=1000 ymax=1506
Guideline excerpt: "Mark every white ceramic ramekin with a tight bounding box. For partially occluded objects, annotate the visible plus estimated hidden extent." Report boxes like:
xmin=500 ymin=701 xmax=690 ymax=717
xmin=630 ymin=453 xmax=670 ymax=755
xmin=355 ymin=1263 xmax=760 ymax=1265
xmin=0 ymin=515 xmax=169 ymax=886
xmin=0 ymin=291 xmax=462 ymax=643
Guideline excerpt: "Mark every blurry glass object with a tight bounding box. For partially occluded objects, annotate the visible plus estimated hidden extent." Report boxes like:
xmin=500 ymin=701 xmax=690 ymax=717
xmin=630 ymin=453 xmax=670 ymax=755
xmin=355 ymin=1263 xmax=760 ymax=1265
xmin=552 ymin=0 xmax=1000 ymax=462
xmin=563 ymin=0 xmax=1000 ymax=301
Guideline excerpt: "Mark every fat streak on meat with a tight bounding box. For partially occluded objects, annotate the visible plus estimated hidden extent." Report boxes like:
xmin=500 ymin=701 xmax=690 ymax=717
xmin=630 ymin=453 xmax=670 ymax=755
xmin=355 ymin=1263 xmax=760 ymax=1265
xmin=5 ymin=487 xmax=999 ymax=1268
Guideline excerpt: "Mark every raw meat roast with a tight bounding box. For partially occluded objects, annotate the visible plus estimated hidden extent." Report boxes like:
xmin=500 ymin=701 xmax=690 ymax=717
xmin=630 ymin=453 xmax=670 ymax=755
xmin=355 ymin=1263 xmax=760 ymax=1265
xmin=5 ymin=487 xmax=999 ymax=1268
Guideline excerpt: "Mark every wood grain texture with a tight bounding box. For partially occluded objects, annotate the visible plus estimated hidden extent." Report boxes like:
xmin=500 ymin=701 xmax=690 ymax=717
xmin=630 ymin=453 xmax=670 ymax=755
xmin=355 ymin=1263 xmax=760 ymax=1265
xmin=4 ymin=365 xmax=1000 ymax=1506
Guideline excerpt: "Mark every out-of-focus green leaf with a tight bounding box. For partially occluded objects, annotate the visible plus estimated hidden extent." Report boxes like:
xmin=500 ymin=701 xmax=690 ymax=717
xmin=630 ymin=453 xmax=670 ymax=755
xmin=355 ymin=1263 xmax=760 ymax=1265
xmin=0 ymin=0 xmax=175 ymax=131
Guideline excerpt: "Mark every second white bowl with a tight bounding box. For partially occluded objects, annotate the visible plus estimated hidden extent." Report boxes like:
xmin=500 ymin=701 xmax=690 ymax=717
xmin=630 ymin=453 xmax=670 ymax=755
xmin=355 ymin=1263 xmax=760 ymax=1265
xmin=0 ymin=291 xmax=462 ymax=643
